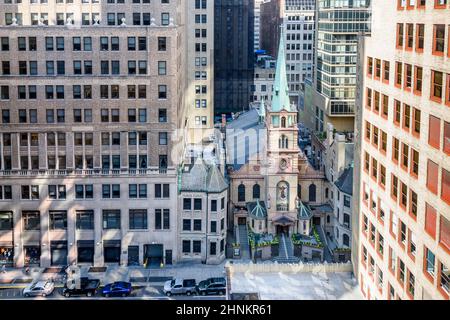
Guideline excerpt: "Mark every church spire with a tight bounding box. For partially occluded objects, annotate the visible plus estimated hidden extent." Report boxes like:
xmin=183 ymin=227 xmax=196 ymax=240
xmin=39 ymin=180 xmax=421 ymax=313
xmin=271 ymin=25 xmax=290 ymax=112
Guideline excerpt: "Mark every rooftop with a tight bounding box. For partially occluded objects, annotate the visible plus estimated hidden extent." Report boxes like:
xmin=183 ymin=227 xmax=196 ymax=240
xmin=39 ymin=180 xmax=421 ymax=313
xmin=334 ymin=166 xmax=353 ymax=196
xmin=229 ymin=269 xmax=362 ymax=300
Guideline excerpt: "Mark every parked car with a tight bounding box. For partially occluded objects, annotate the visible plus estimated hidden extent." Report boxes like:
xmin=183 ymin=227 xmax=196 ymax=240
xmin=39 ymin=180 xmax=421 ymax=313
xmin=163 ymin=278 xmax=196 ymax=296
xmin=101 ymin=281 xmax=132 ymax=297
xmin=23 ymin=280 xmax=55 ymax=297
xmin=196 ymin=277 xmax=226 ymax=296
xmin=62 ymin=277 xmax=100 ymax=297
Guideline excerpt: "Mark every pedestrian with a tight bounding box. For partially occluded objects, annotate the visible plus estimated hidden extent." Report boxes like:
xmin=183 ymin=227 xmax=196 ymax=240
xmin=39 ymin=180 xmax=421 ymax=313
xmin=1 ymin=265 xmax=6 ymax=273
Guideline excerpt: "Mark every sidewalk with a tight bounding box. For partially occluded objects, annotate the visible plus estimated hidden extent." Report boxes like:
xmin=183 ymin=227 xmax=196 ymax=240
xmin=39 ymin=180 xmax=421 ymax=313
xmin=0 ymin=261 xmax=228 ymax=289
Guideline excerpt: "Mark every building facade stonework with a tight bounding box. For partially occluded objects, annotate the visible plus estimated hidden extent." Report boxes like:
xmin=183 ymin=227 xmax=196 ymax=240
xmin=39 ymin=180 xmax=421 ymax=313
xmin=356 ymin=0 xmax=449 ymax=300
xmin=0 ymin=1 xmax=220 ymax=268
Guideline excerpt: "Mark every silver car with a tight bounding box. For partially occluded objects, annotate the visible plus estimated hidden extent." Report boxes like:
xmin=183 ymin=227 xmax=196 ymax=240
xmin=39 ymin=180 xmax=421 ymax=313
xmin=23 ymin=280 xmax=55 ymax=297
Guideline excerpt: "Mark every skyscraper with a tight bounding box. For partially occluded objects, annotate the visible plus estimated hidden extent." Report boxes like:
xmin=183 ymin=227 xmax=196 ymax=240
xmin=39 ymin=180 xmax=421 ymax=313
xmin=259 ymin=0 xmax=316 ymax=100
xmin=214 ymin=0 xmax=255 ymax=115
xmin=301 ymin=0 xmax=371 ymax=133
xmin=355 ymin=0 xmax=449 ymax=300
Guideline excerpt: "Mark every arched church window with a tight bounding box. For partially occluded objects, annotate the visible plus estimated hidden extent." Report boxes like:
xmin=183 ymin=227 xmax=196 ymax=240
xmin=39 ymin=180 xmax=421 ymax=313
xmin=238 ymin=184 xmax=245 ymax=202
xmin=252 ymin=184 xmax=260 ymax=199
xmin=279 ymin=135 xmax=288 ymax=149
xmin=309 ymin=183 xmax=316 ymax=202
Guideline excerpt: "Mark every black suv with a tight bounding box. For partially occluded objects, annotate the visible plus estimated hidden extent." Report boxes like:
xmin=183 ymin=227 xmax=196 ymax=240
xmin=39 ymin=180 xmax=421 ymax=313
xmin=196 ymin=277 xmax=226 ymax=296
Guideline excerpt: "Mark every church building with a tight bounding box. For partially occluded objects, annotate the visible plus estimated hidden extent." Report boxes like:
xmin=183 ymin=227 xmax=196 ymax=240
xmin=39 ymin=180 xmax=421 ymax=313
xmin=226 ymin=28 xmax=328 ymax=262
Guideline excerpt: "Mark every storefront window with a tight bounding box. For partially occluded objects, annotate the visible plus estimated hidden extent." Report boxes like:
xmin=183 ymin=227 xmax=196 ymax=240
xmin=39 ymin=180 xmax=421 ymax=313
xmin=0 ymin=247 xmax=13 ymax=266
xmin=24 ymin=246 xmax=40 ymax=266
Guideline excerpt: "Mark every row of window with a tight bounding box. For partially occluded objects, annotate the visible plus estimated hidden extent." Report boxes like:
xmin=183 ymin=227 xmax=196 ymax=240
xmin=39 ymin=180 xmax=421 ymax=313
xmin=182 ymin=197 xmax=225 ymax=212
xmin=4 ymin=59 xmax=166 ymax=76
xmin=426 ymin=159 xmax=450 ymax=205
xmin=0 ymin=36 xmax=167 ymax=52
xmin=8 ymin=131 xmax=167 ymax=147
xmin=4 ymin=108 xmax=167 ymax=125
xmin=182 ymin=218 xmax=225 ymax=233
xmin=397 ymin=0 xmax=449 ymax=11
xmin=182 ymin=239 xmax=224 ymax=256
xmin=0 ymin=84 xmax=168 ymax=101
xmin=0 ymin=209 xmax=171 ymax=231
xmin=7 ymin=183 xmax=170 ymax=200
xmin=1 ymin=0 xmax=170 ymax=4
xmin=1 ymin=152 xmax=168 ymax=171
xmin=3 ymin=12 xmax=173 ymax=27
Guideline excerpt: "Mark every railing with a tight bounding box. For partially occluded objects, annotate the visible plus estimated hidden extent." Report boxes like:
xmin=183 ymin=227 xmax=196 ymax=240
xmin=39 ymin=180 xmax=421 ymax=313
xmin=0 ymin=167 xmax=176 ymax=177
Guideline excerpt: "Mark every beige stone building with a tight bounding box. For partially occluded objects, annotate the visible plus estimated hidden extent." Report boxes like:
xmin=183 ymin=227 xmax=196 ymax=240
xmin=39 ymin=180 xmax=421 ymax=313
xmin=355 ymin=0 xmax=449 ymax=300
xmin=0 ymin=1 xmax=217 ymax=267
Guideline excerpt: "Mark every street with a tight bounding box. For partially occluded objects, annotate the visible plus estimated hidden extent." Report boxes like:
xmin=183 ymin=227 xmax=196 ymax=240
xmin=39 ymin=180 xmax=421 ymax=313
xmin=0 ymin=285 xmax=226 ymax=300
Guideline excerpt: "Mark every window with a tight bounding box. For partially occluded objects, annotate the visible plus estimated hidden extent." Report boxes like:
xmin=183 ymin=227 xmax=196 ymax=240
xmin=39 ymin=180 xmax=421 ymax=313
xmin=211 ymin=200 xmax=217 ymax=212
xmin=433 ymin=24 xmax=445 ymax=55
xmin=408 ymin=271 xmax=415 ymax=297
xmin=155 ymin=209 xmax=170 ymax=230
xmin=444 ymin=121 xmax=450 ymax=155
xmin=393 ymin=137 xmax=400 ymax=163
xmin=428 ymin=115 xmax=441 ymax=149
xmin=48 ymin=185 xmax=66 ymax=200
xmin=22 ymin=186 xmax=39 ymax=200
xmin=158 ymin=61 xmax=166 ymax=75
xmin=367 ymin=57 xmax=373 ymax=77
xmin=252 ymin=184 xmax=260 ymax=199
xmin=425 ymin=248 xmax=436 ymax=276
xmin=49 ymin=211 xmax=67 ymax=230
xmin=22 ymin=211 xmax=40 ymax=230
xmin=193 ymin=198 xmax=202 ymax=211
xmin=395 ymin=62 xmax=402 ymax=87
xmin=155 ymin=184 xmax=170 ymax=199
xmin=404 ymin=64 xmax=412 ymax=90
xmin=161 ymin=13 xmax=169 ymax=26
xmin=406 ymin=24 xmax=414 ymax=50
xmin=442 ymin=168 xmax=450 ymax=205
xmin=391 ymin=174 xmax=399 ymax=200
xmin=159 ymin=132 xmax=168 ymax=145
xmin=75 ymin=211 xmax=93 ymax=230
xmin=401 ymin=143 xmax=409 ymax=169
xmin=158 ymin=85 xmax=167 ymax=99
xmin=129 ymin=210 xmax=147 ymax=230
xmin=431 ymin=70 xmax=443 ymax=102
xmin=411 ymin=148 xmax=419 ymax=177
xmin=183 ymin=199 xmax=192 ymax=210
xmin=425 ymin=203 xmax=437 ymax=239
xmin=158 ymin=37 xmax=166 ymax=51
xmin=102 ymin=210 xmax=120 ymax=229
xmin=396 ymin=23 xmax=404 ymax=48
xmin=440 ymin=215 xmax=450 ymax=252
xmin=238 ymin=184 xmax=245 ymax=202
xmin=427 ymin=160 xmax=439 ymax=195
xmin=193 ymin=219 xmax=202 ymax=231
xmin=0 ymin=212 xmax=13 ymax=230
xmin=182 ymin=240 xmax=190 ymax=253
xmin=416 ymin=24 xmax=424 ymax=52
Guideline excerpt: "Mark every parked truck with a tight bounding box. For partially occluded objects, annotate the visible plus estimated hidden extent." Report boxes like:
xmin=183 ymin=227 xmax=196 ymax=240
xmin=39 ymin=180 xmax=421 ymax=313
xmin=62 ymin=277 xmax=100 ymax=297
xmin=163 ymin=278 xmax=196 ymax=296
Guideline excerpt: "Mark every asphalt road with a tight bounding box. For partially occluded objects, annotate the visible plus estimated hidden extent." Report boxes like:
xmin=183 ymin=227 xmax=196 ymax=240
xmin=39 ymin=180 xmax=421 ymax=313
xmin=0 ymin=285 xmax=226 ymax=300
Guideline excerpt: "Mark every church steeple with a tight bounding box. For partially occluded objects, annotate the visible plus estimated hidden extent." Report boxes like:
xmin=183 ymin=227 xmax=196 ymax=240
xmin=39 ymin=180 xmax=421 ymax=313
xmin=271 ymin=26 xmax=290 ymax=112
